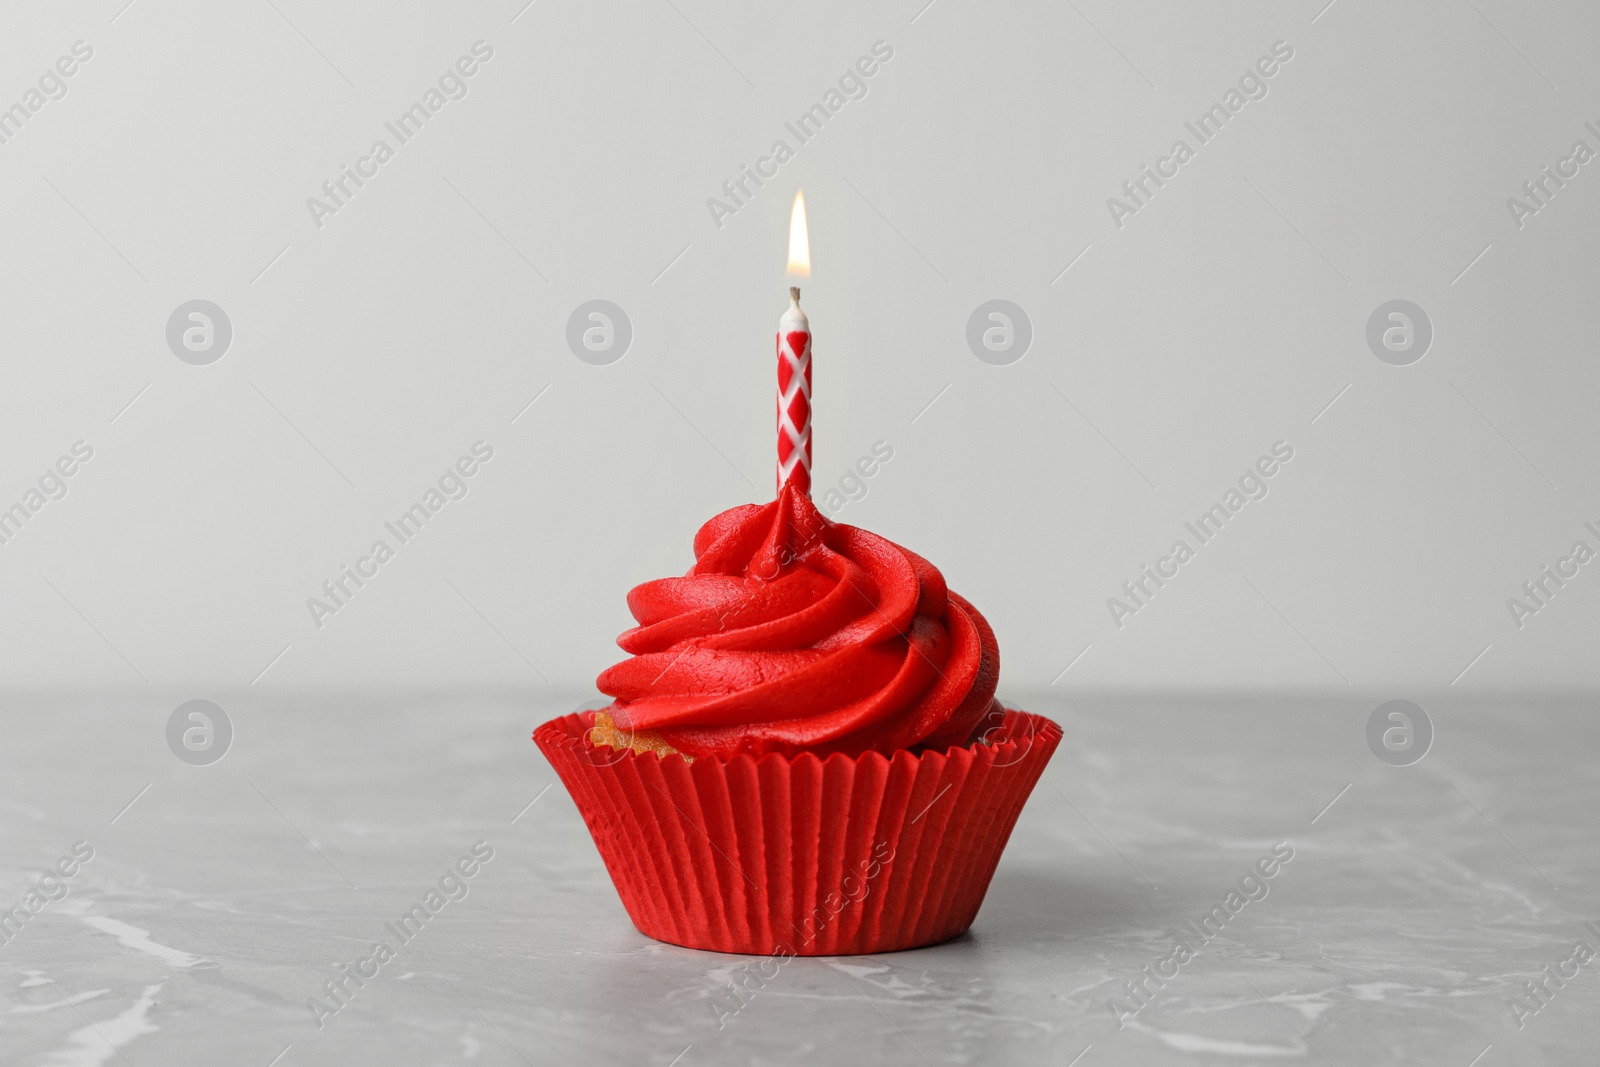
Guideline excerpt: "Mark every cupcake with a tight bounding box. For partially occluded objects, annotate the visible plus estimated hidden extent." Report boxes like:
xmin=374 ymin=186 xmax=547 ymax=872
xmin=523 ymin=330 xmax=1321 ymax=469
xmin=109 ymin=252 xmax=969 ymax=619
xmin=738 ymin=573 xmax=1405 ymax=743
xmin=535 ymin=483 xmax=1059 ymax=955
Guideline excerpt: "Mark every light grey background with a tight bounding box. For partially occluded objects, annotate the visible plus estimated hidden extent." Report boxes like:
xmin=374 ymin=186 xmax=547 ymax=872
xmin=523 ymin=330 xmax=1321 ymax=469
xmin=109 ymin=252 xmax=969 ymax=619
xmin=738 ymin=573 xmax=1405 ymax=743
xmin=4 ymin=0 xmax=1597 ymax=695
xmin=6 ymin=5 xmax=1600 ymax=1066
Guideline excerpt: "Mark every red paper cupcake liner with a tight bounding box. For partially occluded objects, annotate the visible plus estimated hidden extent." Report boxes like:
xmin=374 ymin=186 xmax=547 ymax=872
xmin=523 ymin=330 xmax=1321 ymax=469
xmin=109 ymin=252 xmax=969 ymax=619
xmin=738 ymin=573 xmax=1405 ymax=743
xmin=533 ymin=708 xmax=1061 ymax=955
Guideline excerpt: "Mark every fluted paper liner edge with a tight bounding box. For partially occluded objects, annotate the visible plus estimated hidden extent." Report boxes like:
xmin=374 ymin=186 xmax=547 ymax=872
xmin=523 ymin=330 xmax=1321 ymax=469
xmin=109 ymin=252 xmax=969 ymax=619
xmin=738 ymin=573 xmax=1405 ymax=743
xmin=534 ymin=709 xmax=1060 ymax=955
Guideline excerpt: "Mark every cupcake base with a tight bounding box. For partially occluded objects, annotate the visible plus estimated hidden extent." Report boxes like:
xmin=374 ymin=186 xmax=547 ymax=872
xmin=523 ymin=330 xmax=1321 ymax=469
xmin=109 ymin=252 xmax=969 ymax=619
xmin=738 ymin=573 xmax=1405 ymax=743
xmin=534 ymin=707 xmax=1061 ymax=955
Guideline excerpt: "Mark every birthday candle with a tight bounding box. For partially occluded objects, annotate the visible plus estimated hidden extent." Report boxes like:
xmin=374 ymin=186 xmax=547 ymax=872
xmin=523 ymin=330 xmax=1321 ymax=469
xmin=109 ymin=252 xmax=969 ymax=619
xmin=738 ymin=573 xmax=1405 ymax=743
xmin=778 ymin=192 xmax=812 ymax=497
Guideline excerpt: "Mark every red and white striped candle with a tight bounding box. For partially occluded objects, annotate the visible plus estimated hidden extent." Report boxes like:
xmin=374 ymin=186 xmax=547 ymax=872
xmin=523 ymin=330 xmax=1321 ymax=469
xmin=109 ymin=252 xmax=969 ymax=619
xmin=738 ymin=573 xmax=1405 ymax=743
xmin=777 ymin=288 xmax=811 ymax=496
xmin=778 ymin=190 xmax=812 ymax=497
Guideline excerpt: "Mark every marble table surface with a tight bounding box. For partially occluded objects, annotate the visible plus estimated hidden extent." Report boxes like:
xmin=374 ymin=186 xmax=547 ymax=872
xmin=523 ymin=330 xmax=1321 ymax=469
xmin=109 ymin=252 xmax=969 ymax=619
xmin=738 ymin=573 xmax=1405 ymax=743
xmin=2 ymin=691 xmax=1596 ymax=1066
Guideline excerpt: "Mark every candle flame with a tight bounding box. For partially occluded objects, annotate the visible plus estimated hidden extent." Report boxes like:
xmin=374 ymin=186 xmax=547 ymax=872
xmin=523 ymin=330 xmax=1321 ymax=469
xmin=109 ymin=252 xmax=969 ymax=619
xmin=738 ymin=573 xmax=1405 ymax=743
xmin=787 ymin=190 xmax=810 ymax=276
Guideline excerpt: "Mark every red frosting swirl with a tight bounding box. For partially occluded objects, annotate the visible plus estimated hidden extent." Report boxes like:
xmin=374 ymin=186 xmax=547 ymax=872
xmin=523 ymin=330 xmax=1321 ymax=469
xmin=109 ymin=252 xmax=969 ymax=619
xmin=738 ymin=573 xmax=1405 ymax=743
xmin=595 ymin=484 xmax=1000 ymax=760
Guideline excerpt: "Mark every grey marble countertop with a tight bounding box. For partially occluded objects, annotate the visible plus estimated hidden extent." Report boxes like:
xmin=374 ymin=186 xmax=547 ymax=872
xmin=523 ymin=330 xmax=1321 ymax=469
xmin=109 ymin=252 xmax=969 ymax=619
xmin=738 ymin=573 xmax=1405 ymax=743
xmin=2 ymin=691 xmax=1596 ymax=1066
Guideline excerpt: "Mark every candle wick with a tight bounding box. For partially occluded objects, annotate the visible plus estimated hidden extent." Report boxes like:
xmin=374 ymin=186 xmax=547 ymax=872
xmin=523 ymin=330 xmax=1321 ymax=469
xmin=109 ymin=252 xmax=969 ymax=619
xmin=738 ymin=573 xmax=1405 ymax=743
xmin=789 ymin=286 xmax=801 ymax=305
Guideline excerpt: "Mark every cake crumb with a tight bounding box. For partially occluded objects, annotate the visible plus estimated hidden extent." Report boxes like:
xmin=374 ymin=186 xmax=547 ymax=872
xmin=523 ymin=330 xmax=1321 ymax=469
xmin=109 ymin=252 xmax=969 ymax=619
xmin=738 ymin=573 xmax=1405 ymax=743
xmin=589 ymin=711 xmax=690 ymax=761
